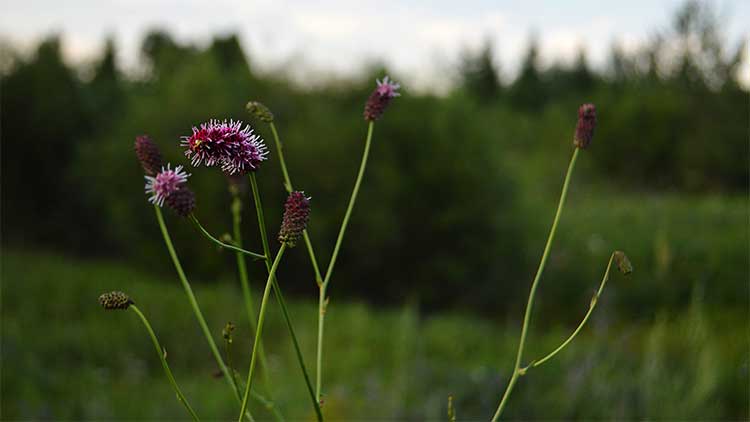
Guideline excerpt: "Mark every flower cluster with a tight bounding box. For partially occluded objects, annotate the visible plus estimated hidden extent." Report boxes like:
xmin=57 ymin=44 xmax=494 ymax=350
xmin=145 ymin=164 xmax=191 ymax=207
xmin=99 ymin=291 xmax=134 ymax=310
xmin=278 ymin=191 xmax=311 ymax=247
xmin=181 ymin=119 xmax=268 ymax=175
xmin=574 ymin=103 xmax=596 ymax=149
xmin=364 ymin=76 xmax=400 ymax=121
xmin=246 ymin=101 xmax=274 ymax=123
xmin=135 ymin=135 xmax=164 ymax=176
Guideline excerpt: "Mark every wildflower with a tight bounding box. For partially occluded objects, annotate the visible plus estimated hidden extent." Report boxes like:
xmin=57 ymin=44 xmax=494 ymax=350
xmin=145 ymin=164 xmax=190 ymax=207
xmin=614 ymin=251 xmax=633 ymax=275
xmin=574 ymin=103 xmax=596 ymax=149
xmin=364 ymin=76 xmax=400 ymax=121
xmin=99 ymin=291 xmax=134 ymax=310
xmin=278 ymin=191 xmax=311 ymax=247
xmin=135 ymin=135 xmax=163 ymax=176
xmin=246 ymin=101 xmax=274 ymax=123
xmin=166 ymin=187 xmax=196 ymax=217
xmin=181 ymin=119 xmax=268 ymax=175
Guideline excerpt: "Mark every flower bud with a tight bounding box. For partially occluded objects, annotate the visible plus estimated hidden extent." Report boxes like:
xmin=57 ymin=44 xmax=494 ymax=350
xmin=166 ymin=187 xmax=196 ymax=217
xmin=223 ymin=321 xmax=236 ymax=343
xmin=135 ymin=135 xmax=163 ymax=176
xmin=364 ymin=76 xmax=400 ymax=121
xmin=278 ymin=191 xmax=311 ymax=247
xmin=99 ymin=291 xmax=134 ymax=310
xmin=614 ymin=251 xmax=632 ymax=275
xmin=574 ymin=103 xmax=596 ymax=149
xmin=246 ymin=101 xmax=274 ymax=123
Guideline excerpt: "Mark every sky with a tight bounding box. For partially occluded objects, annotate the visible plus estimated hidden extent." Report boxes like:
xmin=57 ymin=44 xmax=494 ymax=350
xmin=1 ymin=0 xmax=748 ymax=90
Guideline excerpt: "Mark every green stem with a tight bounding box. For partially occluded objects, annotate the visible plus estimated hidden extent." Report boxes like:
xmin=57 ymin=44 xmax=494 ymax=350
xmin=153 ymin=206 xmax=254 ymax=421
xmin=491 ymin=147 xmax=580 ymax=421
xmin=249 ymin=173 xmax=324 ymax=422
xmin=268 ymin=121 xmax=324 ymax=284
xmin=230 ymin=193 xmax=278 ymax=420
xmin=130 ymin=305 xmax=200 ymax=421
xmin=238 ymin=244 xmax=287 ymax=421
xmin=190 ymin=213 xmax=266 ymax=260
xmin=316 ymin=121 xmax=375 ymax=401
xmin=524 ymin=252 xmax=616 ymax=371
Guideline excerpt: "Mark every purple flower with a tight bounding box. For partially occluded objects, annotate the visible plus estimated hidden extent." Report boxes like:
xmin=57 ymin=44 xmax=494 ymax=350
xmin=145 ymin=164 xmax=190 ymax=207
xmin=166 ymin=187 xmax=196 ymax=217
xmin=574 ymin=103 xmax=596 ymax=149
xmin=278 ymin=191 xmax=311 ymax=247
xmin=134 ymin=135 xmax=163 ymax=176
xmin=364 ymin=76 xmax=401 ymax=121
xmin=181 ymin=119 xmax=268 ymax=175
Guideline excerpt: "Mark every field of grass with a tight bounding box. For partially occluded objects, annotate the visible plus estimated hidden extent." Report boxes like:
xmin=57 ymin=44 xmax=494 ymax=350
xmin=2 ymin=248 xmax=747 ymax=420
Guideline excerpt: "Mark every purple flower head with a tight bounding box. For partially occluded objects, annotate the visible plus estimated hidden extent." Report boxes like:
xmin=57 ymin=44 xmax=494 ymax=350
xmin=134 ymin=135 xmax=163 ymax=176
xmin=145 ymin=164 xmax=190 ymax=207
xmin=574 ymin=103 xmax=596 ymax=149
xmin=166 ymin=187 xmax=196 ymax=217
xmin=364 ymin=76 xmax=400 ymax=121
xmin=181 ymin=119 xmax=268 ymax=175
xmin=278 ymin=191 xmax=311 ymax=247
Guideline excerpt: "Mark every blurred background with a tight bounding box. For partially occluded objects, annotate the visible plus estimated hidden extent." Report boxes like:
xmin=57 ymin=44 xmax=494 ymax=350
xmin=1 ymin=0 xmax=748 ymax=419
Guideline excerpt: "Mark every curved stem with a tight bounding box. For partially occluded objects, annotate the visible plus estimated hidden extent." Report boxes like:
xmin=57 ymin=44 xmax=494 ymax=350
xmin=491 ymin=147 xmax=580 ymax=421
xmin=190 ymin=213 xmax=266 ymax=260
xmin=230 ymin=193 xmax=278 ymax=421
xmin=525 ymin=252 xmax=616 ymax=371
xmin=238 ymin=244 xmax=286 ymax=421
xmin=248 ymin=173 xmax=323 ymax=421
xmin=268 ymin=121 xmax=324 ymax=284
xmin=316 ymin=121 xmax=375 ymax=402
xmin=130 ymin=305 xmax=200 ymax=421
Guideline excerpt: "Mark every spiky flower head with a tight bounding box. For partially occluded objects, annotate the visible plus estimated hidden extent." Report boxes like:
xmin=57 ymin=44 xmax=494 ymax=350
xmin=574 ymin=103 xmax=597 ymax=149
xmin=165 ymin=187 xmax=196 ymax=217
xmin=145 ymin=164 xmax=190 ymax=207
xmin=181 ymin=119 xmax=268 ymax=175
xmin=135 ymin=135 xmax=163 ymax=176
xmin=99 ymin=291 xmax=134 ymax=310
xmin=278 ymin=191 xmax=311 ymax=247
xmin=246 ymin=101 xmax=274 ymax=123
xmin=364 ymin=76 xmax=400 ymax=121
xmin=614 ymin=251 xmax=633 ymax=275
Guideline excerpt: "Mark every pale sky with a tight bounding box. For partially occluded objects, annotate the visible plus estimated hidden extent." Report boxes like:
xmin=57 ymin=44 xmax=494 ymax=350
xmin=1 ymin=0 xmax=747 ymax=90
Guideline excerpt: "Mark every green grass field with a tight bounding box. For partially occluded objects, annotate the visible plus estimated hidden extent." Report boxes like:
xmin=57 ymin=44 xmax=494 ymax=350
xmin=2 ymin=248 xmax=746 ymax=420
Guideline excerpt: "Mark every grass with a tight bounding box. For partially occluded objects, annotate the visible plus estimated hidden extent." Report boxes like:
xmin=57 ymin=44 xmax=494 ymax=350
xmin=2 ymin=249 xmax=747 ymax=420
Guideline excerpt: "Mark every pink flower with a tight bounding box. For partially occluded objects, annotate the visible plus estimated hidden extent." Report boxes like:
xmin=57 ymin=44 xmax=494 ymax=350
xmin=181 ymin=119 xmax=268 ymax=175
xmin=145 ymin=164 xmax=190 ymax=207
xmin=364 ymin=76 xmax=401 ymax=121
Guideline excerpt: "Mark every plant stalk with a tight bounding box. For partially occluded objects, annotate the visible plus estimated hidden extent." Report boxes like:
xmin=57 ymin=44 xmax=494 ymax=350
xmin=190 ymin=213 xmax=266 ymax=260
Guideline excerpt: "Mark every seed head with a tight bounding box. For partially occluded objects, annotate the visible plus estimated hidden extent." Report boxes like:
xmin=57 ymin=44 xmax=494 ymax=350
xmin=246 ymin=101 xmax=274 ymax=123
xmin=364 ymin=76 xmax=400 ymax=121
xmin=99 ymin=291 xmax=134 ymax=310
xmin=145 ymin=164 xmax=190 ymax=207
xmin=614 ymin=251 xmax=633 ymax=275
xmin=223 ymin=322 xmax=236 ymax=343
xmin=181 ymin=119 xmax=268 ymax=175
xmin=135 ymin=135 xmax=163 ymax=176
xmin=574 ymin=103 xmax=596 ymax=149
xmin=165 ymin=187 xmax=196 ymax=217
xmin=278 ymin=191 xmax=311 ymax=247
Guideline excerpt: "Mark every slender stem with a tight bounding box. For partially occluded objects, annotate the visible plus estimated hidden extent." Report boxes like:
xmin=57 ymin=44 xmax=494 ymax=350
xmin=525 ymin=253 xmax=616 ymax=370
xmin=224 ymin=330 xmax=239 ymax=394
xmin=154 ymin=206 xmax=242 ymax=402
xmin=316 ymin=121 xmax=375 ymax=401
xmin=190 ymin=213 xmax=266 ymax=260
xmin=130 ymin=305 xmax=200 ymax=421
xmin=491 ymin=147 xmax=580 ymax=421
xmin=268 ymin=121 xmax=324 ymax=284
xmin=249 ymin=173 xmax=324 ymax=421
xmin=230 ymin=193 xmax=278 ymax=420
xmin=238 ymin=244 xmax=287 ymax=421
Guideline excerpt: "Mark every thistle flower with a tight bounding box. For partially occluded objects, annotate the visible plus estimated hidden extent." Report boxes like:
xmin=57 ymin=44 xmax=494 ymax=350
xmin=135 ymin=135 xmax=163 ymax=176
xmin=145 ymin=164 xmax=190 ymax=207
xmin=246 ymin=101 xmax=274 ymax=123
xmin=99 ymin=291 xmax=134 ymax=310
xmin=181 ymin=119 xmax=268 ymax=175
xmin=165 ymin=187 xmax=196 ymax=217
xmin=278 ymin=191 xmax=311 ymax=247
xmin=614 ymin=250 xmax=633 ymax=275
xmin=574 ymin=103 xmax=596 ymax=149
xmin=364 ymin=76 xmax=400 ymax=121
